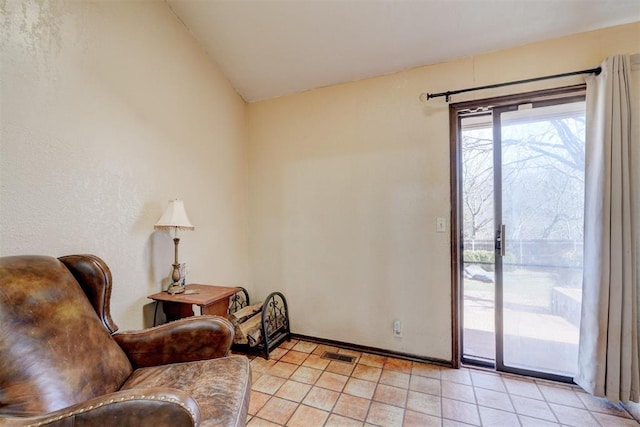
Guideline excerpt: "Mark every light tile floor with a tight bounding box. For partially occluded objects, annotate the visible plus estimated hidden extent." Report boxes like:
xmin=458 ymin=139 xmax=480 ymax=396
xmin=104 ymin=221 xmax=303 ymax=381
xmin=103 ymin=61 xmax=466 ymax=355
xmin=233 ymin=339 xmax=640 ymax=427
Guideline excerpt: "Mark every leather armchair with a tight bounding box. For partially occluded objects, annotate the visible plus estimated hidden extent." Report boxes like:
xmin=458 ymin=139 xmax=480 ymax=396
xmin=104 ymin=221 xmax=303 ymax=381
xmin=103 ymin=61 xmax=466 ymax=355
xmin=0 ymin=255 xmax=250 ymax=426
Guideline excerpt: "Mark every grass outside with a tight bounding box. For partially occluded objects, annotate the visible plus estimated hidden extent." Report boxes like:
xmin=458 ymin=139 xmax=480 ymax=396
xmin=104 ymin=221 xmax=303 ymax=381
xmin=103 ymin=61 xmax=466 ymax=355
xmin=464 ymin=264 xmax=582 ymax=309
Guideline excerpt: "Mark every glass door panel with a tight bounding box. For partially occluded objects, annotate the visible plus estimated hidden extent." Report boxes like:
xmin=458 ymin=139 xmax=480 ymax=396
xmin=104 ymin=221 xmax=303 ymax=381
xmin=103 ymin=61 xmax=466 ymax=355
xmin=498 ymin=101 xmax=585 ymax=378
xmin=461 ymin=115 xmax=496 ymax=364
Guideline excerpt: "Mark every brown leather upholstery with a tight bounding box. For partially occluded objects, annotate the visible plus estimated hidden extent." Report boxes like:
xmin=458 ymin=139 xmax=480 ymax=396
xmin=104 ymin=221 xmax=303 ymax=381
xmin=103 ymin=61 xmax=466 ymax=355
xmin=0 ymin=255 xmax=250 ymax=427
xmin=59 ymin=254 xmax=119 ymax=333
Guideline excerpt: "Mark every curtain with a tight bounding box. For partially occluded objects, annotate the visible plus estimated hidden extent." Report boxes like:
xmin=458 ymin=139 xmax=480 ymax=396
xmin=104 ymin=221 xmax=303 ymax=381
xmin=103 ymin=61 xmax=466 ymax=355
xmin=575 ymin=55 xmax=639 ymax=403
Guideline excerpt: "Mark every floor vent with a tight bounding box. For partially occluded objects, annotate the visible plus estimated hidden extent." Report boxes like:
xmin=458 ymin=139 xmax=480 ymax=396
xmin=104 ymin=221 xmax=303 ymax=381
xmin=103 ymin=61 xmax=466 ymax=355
xmin=321 ymin=351 xmax=356 ymax=364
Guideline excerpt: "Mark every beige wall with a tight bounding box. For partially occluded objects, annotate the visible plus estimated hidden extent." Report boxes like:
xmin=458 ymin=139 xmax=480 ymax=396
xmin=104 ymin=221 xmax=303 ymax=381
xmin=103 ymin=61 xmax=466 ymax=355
xmin=0 ymin=1 xmax=248 ymax=330
xmin=1 ymin=0 xmax=637 ymax=362
xmin=248 ymin=23 xmax=640 ymax=361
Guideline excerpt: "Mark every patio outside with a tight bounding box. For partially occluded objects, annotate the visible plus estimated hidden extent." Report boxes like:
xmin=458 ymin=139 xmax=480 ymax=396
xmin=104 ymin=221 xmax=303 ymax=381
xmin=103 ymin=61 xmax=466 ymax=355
xmin=463 ymin=249 xmax=582 ymax=378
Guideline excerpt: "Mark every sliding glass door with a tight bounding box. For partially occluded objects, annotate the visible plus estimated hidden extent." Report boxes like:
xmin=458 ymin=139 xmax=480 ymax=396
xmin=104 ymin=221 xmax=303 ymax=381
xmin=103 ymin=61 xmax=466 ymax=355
xmin=495 ymin=100 xmax=586 ymax=379
xmin=458 ymin=88 xmax=586 ymax=381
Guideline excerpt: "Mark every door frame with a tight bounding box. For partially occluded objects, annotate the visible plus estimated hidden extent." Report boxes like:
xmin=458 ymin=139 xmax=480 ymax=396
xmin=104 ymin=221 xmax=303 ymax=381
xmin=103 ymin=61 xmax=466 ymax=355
xmin=449 ymin=85 xmax=586 ymax=369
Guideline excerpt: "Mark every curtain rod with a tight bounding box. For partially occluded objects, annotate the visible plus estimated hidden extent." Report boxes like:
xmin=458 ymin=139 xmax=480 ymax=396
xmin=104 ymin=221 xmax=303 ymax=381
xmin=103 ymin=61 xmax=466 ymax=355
xmin=419 ymin=66 xmax=601 ymax=103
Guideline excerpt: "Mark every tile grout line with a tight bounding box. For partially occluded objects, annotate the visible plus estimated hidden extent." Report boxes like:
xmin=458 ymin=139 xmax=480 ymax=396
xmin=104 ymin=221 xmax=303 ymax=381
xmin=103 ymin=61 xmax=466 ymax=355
xmin=529 ymin=377 xmax=561 ymax=425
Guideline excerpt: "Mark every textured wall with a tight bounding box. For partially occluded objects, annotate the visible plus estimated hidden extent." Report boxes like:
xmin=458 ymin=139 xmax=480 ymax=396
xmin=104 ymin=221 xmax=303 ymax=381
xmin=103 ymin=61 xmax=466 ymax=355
xmin=0 ymin=0 xmax=248 ymax=330
xmin=248 ymin=23 xmax=640 ymax=361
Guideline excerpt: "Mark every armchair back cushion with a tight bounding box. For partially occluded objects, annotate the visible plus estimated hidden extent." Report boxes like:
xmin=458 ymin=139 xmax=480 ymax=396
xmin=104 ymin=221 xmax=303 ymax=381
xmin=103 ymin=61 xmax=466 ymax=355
xmin=0 ymin=256 xmax=133 ymax=416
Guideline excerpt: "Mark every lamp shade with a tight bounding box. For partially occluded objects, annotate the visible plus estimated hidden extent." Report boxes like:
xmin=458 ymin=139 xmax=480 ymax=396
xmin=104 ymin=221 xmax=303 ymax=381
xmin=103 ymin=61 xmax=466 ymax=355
xmin=154 ymin=199 xmax=195 ymax=230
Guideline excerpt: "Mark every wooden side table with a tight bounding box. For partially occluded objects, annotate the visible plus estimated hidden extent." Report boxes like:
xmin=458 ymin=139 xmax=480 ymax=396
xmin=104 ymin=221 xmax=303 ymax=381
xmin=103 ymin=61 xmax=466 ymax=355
xmin=148 ymin=284 xmax=240 ymax=323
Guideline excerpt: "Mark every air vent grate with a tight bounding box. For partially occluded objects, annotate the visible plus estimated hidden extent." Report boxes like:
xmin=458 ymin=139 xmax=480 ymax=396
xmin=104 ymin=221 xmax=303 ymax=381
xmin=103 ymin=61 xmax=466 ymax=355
xmin=321 ymin=351 xmax=356 ymax=364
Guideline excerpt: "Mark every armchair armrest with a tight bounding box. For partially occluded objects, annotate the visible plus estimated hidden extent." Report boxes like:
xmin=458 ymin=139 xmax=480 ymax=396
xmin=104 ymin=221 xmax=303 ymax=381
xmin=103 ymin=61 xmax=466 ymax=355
xmin=1 ymin=388 xmax=200 ymax=427
xmin=114 ymin=316 xmax=234 ymax=369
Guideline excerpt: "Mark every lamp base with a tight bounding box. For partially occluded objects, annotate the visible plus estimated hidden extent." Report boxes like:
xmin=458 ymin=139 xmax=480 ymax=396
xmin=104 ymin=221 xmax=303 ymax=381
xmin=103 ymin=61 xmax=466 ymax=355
xmin=167 ymin=283 xmax=186 ymax=294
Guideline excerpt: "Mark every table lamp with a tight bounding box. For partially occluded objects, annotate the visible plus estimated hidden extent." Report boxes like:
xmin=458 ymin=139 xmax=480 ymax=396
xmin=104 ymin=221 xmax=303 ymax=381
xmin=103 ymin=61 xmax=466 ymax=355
xmin=154 ymin=199 xmax=194 ymax=294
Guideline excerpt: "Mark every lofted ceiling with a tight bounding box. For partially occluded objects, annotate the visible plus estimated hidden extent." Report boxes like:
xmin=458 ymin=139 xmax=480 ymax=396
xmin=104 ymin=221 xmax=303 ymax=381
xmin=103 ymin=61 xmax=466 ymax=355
xmin=167 ymin=0 xmax=640 ymax=102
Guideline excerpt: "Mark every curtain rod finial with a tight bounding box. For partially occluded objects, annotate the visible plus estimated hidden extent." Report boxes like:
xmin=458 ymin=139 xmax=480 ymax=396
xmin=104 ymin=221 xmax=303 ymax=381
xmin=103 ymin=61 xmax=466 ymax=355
xmin=419 ymin=92 xmax=429 ymax=102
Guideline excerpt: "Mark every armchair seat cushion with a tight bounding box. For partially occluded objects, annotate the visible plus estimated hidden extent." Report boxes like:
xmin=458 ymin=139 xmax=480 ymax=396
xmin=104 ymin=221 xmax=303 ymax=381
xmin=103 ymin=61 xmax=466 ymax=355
xmin=121 ymin=356 xmax=250 ymax=427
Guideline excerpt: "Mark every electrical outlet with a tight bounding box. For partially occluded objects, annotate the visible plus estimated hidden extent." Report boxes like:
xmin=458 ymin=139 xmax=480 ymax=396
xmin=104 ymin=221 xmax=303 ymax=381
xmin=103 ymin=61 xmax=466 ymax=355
xmin=393 ymin=320 xmax=402 ymax=337
xmin=436 ymin=217 xmax=447 ymax=233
